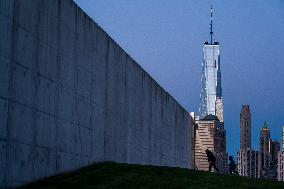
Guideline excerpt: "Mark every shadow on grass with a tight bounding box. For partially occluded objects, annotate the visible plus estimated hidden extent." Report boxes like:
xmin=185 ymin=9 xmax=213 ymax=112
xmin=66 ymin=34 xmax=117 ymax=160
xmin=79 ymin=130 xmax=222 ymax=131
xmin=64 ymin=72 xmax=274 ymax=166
xmin=18 ymin=162 xmax=284 ymax=189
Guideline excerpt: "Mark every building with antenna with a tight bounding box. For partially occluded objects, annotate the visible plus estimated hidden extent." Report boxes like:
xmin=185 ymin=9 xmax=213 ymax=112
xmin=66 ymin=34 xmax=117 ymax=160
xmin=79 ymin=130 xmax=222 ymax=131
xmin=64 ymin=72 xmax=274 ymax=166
xmin=195 ymin=6 xmax=227 ymax=174
xmin=199 ymin=5 xmax=222 ymax=121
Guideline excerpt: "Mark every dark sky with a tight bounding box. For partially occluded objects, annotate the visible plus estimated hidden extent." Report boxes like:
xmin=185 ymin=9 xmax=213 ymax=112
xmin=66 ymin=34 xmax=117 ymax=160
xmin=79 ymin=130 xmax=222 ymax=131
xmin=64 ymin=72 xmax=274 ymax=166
xmin=74 ymin=0 xmax=284 ymax=157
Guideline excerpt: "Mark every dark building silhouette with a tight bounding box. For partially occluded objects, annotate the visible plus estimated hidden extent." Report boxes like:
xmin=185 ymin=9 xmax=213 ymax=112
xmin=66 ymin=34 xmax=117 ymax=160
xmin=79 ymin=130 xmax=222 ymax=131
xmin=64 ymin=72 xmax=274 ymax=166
xmin=271 ymin=140 xmax=280 ymax=169
xmin=237 ymin=105 xmax=258 ymax=178
xmin=258 ymin=121 xmax=279 ymax=179
xmin=257 ymin=122 xmax=280 ymax=179
xmin=240 ymin=105 xmax=251 ymax=149
xmin=277 ymin=126 xmax=284 ymax=181
xmin=258 ymin=121 xmax=271 ymax=178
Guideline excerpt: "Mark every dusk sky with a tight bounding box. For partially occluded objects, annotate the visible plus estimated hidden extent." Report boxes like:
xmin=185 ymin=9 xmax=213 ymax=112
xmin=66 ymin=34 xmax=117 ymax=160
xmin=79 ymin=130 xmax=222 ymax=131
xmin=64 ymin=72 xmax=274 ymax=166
xmin=74 ymin=0 xmax=284 ymax=157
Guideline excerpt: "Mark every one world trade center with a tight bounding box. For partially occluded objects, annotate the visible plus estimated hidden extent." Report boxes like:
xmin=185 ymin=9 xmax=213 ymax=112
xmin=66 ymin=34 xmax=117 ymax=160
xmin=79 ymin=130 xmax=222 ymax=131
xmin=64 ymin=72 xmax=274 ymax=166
xmin=199 ymin=5 xmax=223 ymax=121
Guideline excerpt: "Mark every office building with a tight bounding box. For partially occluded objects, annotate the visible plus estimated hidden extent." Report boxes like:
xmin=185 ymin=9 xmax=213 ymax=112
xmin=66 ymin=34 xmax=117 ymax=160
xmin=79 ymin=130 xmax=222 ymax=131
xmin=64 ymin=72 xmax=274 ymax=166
xmin=282 ymin=126 xmax=284 ymax=150
xmin=270 ymin=140 xmax=280 ymax=169
xmin=240 ymin=105 xmax=251 ymax=149
xmin=195 ymin=115 xmax=227 ymax=174
xmin=277 ymin=126 xmax=284 ymax=181
xmin=258 ymin=121 xmax=271 ymax=178
xmin=237 ymin=105 xmax=258 ymax=178
xmin=237 ymin=149 xmax=258 ymax=178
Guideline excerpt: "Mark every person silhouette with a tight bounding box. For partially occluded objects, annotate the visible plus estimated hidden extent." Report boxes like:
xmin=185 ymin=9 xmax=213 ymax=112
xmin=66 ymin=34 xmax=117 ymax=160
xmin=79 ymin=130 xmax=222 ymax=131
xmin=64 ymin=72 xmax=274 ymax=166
xmin=229 ymin=156 xmax=237 ymax=174
xmin=205 ymin=149 xmax=219 ymax=172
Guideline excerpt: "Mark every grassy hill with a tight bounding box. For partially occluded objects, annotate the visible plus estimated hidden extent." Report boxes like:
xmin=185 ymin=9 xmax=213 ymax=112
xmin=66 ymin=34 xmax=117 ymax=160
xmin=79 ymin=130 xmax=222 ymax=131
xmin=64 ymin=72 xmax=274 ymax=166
xmin=19 ymin=162 xmax=284 ymax=189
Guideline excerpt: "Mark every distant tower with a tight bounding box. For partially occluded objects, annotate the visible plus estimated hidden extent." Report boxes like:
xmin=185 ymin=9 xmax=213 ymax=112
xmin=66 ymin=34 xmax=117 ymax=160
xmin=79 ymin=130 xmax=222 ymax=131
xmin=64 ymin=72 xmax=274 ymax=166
xmin=196 ymin=5 xmax=227 ymax=174
xmin=237 ymin=105 xmax=258 ymax=178
xmin=278 ymin=126 xmax=284 ymax=181
xmin=258 ymin=121 xmax=271 ymax=178
xmin=240 ymin=105 xmax=251 ymax=149
xmin=271 ymin=140 xmax=280 ymax=170
xmin=282 ymin=126 xmax=284 ymax=150
xmin=199 ymin=5 xmax=222 ymax=120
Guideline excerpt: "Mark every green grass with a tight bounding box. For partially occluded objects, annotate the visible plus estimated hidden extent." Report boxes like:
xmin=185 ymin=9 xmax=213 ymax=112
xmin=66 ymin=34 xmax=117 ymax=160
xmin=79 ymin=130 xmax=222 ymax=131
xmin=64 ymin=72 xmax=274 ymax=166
xmin=19 ymin=162 xmax=284 ymax=189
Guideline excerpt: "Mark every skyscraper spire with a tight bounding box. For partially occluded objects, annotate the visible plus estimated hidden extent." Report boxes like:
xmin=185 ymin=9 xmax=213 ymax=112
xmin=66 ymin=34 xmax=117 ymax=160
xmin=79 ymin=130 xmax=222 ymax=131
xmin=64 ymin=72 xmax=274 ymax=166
xmin=210 ymin=4 xmax=213 ymax=44
xmin=199 ymin=4 xmax=221 ymax=118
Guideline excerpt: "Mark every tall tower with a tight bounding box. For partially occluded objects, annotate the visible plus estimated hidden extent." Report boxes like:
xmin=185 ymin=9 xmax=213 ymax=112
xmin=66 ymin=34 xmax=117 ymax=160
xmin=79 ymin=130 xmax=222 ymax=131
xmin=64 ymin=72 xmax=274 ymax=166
xmin=199 ymin=5 xmax=222 ymax=120
xmin=196 ymin=6 xmax=227 ymax=173
xmin=237 ymin=105 xmax=258 ymax=178
xmin=240 ymin=105 xmax=251 ymax=149
xmin=258 ymin=121 xmax=271 ymax=178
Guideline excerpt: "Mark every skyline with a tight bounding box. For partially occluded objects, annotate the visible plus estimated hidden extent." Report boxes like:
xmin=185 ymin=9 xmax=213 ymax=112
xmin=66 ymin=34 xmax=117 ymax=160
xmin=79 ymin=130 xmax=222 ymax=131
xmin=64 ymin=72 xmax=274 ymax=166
xmin=74 ymin=0 xmax=284 ymax=157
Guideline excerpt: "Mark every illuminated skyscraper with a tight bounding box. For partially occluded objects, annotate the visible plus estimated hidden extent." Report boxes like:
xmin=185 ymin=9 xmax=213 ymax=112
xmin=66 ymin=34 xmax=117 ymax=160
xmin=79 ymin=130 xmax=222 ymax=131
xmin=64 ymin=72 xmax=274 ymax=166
xmin=199 ymin=5 xmax=222 ymax=120
xmin=195 ymin=5 xmax=227 ymax=174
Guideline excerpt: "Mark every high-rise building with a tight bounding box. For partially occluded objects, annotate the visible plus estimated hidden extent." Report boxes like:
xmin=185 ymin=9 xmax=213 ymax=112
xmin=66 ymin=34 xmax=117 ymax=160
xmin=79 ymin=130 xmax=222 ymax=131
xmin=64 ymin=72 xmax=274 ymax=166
xmin=278 ymin=151 xmax=284 ymax=181
xmin=258 ymin=121 xmax=271 ymax=178
xmin=195 ymin=115 xmax=227 ymax=174
xmin=237 ymin=149 xmax=258 ymax=178
xmin=215 ymin=122 xmax=227 ymax=173
xmin=237 ymin=105 xmax=258 ymax=178
xmin=240 ymin=105 xmax=251 ymax=149
xmin=195 ymin=6 xmax=227 ymax=174
xmin=270 ymin=140 xmax=280 ymax=169
xmin=277 ymin=126 xmax=284 ymax=182
xmin=199 ymin=6 xmax=222 ymax=119
xmin=282 ymin=126 xmax=284 ymax=150
xmin=256 ymin=122 xmax=279 ymax=179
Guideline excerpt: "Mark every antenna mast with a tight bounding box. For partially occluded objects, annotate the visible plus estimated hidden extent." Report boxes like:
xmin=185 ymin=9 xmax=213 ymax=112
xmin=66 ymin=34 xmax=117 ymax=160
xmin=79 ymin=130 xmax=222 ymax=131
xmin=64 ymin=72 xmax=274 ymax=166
xmin=210 ymin=5 xmax=213 ymax=44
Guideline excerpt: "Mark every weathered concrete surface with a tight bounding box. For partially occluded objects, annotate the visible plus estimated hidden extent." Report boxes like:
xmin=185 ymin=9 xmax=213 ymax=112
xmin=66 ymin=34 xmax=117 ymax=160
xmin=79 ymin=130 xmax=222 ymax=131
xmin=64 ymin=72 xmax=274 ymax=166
xmin=0 ymin=0 xmax=193 ymax=187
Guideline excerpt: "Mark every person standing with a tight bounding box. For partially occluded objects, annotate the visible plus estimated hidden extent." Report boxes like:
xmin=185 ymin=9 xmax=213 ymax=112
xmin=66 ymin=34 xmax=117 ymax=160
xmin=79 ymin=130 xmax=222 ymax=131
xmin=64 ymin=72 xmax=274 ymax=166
xmin=205 ymin=149 xmax=219 ymax=172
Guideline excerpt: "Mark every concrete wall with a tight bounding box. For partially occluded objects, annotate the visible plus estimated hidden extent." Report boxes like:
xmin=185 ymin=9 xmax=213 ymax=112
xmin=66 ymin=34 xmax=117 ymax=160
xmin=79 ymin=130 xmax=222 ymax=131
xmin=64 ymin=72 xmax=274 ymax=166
xmin=0 ymin=0 xmax=193 ymax=187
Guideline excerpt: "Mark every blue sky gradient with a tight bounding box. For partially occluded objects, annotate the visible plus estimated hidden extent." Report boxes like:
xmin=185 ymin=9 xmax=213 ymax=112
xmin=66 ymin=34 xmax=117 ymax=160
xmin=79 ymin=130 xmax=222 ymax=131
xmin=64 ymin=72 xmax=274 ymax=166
xmin=74 ymin=0 xmax=284 ymax=157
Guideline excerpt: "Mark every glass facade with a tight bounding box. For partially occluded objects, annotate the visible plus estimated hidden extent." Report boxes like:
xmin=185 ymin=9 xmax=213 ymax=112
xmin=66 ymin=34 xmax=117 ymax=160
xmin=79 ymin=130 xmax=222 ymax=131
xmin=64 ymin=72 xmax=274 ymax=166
xmin=199 ymin=43 xmax=222 ymax=118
